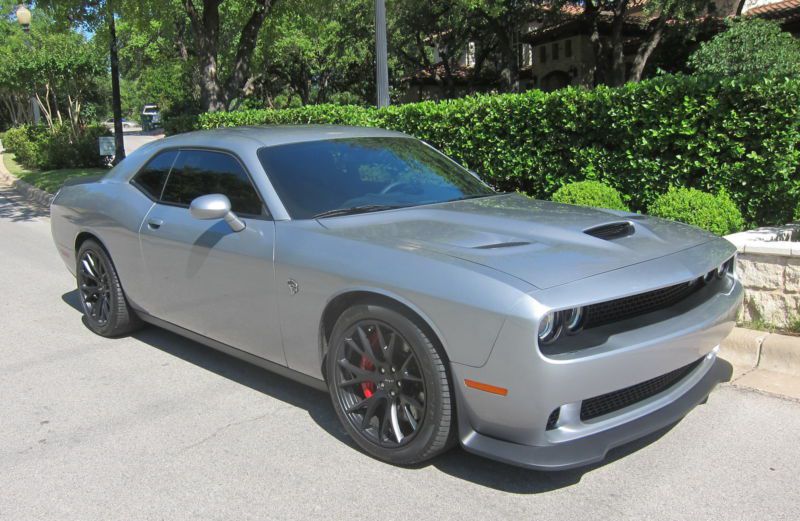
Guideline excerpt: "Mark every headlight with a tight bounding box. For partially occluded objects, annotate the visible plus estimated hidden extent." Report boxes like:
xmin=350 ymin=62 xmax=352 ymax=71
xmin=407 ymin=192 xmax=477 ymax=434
xmin=715 ymin=262 xmax=726 ymax=278
xmin=564 ymin=307 xmax=585 ymax=334
xmin=538 ymin=312 xmax=562 ymax=345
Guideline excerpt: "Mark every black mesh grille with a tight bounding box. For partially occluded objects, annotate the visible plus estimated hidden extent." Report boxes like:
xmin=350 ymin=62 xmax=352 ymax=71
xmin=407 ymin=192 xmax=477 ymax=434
xmin=584 ymin=221 xmax=635 ymax=240
xmin=546 ymin=408 xmax=560 ymax=430
xmin=580 ymin=358 xmax=704 ymax=422
xmin=584 ymin=279 xmax=707 ymax=329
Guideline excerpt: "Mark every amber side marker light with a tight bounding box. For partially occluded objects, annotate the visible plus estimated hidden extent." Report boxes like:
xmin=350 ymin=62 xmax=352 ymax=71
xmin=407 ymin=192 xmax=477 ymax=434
xmin=464 ymin=379 xmax=508 ymax=396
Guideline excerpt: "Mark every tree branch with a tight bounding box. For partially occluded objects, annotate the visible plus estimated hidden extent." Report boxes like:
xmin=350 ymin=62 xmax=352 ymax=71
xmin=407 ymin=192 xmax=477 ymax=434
xmin=224 ymin=0 xmax=275 ymax=106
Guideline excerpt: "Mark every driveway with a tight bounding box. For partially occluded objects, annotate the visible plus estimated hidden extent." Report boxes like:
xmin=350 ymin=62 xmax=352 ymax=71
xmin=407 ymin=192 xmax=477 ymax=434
xmin=1 ymin=185 xmax=799 ymax=521
xmin=121 ymin=128 xmax=164 ymax=155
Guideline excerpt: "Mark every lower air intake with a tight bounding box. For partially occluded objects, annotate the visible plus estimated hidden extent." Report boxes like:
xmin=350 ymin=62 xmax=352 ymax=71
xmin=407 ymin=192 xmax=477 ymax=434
xmin=580 ymin=357 xmax=704 ymax=422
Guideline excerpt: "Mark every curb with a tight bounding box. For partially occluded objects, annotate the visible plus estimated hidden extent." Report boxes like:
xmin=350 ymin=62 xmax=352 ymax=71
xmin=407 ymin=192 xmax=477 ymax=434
xmin=720 ymin=327 xmax=800 ymax=377
xmin=0 ymin=153 xmax=54 ymax=207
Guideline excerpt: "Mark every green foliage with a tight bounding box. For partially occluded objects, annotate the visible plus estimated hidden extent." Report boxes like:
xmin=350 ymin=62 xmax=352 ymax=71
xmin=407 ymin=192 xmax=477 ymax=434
xmin=551 ymin=181 xmax=629 ymax=211
xmin=0 ymin=18 xmax=106 ymax=128
xmin=3 ymin=124 xmax=110 ymax=170
xmin=648 ymin=187 xmax=744 ymax=235
xmin=689 ymin=18 xmax=800 ymax=80
xmin=794 ymin=201 xmax=800 ymax=222
xmin=189 ymin=74 xmax=800 ymax=226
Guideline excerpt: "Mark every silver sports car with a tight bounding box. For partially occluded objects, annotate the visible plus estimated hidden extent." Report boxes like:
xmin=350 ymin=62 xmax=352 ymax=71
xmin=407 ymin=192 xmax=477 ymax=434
xmin=50 ymin=126 xmax=742 ymax=470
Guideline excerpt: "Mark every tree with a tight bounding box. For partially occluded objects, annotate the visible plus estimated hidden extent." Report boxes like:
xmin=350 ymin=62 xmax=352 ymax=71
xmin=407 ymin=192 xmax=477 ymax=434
xmin=179 ymin=0 xmax=278 ymax=111
xmin=391 ymin=0 xmax=476 ymax=97
xmin=39 ymin=0 xmax=129 ymax=162
xmin=258 ymin=0 xmax=377 ymax=106
xmin=689 ymin=17 xmax=800 ymax=80
xmin=0 ymin=18 xmax=105 ymax=131
xmin=580 ymin=0 xmax=715 ymax=86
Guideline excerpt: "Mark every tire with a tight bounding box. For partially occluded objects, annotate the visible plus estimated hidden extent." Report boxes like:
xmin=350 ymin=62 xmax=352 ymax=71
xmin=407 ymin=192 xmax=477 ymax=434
xmin=327 ymin=304 xmax=456 ymax=465
xmin=76 ymin=239 xmax=142 ymax=337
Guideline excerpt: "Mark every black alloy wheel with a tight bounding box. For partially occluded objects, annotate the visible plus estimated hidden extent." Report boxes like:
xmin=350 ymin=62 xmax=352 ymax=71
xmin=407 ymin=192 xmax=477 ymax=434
xmin=327 ymin=304 xmax=455 ymax=465
xmin=78 ymin=249 xmax=112 ymax=326
xmin=76 ymin=240 xmax=141 ymax=337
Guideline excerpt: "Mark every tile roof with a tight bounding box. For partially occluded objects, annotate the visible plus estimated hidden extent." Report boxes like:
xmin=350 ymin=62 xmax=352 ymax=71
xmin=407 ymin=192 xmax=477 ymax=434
xmin=746 ymin=0 xmax=800 ymax=19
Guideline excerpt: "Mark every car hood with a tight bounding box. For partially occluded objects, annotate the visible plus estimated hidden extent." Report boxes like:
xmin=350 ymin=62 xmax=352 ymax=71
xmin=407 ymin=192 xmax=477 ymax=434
xmin=317 ymin=193 xmax=717 ymax=289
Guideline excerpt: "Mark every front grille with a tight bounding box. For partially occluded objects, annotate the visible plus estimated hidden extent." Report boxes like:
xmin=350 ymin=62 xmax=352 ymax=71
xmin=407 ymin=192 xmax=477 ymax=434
xmin=580 ymin=357 xmax=704 ymax=421
xmin=584 ymin=279 xmax=707 ymax=329
xmin=584 ymin=221 xmax=635 ymax=240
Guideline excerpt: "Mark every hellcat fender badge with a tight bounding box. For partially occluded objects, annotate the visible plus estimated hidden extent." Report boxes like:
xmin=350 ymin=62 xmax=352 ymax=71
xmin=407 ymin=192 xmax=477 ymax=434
xmin=287 ymin=279 xmax=300 ymax=295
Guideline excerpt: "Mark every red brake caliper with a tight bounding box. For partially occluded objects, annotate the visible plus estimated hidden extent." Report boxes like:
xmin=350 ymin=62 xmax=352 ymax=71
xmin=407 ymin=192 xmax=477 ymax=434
xmin=360 ymin=357 xmax=375 ymax=398
xmin=360 ymin=329 xmax=379 ymax=398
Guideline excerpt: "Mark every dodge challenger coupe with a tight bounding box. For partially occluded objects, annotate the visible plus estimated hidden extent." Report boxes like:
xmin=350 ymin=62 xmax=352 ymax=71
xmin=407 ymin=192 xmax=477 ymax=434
xmin=50 ymin=126 xmax=742 ymax=470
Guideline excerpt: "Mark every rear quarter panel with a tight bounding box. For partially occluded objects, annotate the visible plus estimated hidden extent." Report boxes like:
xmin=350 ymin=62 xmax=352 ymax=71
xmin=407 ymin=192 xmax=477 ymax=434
xmin=51 ymin=181 xmax=154 ymax=308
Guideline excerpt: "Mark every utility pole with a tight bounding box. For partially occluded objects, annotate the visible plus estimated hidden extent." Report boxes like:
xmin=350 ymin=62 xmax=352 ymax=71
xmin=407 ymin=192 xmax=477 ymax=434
xmin=108 ymin=10 xmax=126 ymax=165
xmin=375 ymin=0 xmax=390 ymax=108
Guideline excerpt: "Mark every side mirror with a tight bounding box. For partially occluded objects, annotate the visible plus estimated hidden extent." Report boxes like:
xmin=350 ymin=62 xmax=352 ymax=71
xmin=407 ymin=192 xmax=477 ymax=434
xmin=189 ymin=194 xmax=245 ymax=232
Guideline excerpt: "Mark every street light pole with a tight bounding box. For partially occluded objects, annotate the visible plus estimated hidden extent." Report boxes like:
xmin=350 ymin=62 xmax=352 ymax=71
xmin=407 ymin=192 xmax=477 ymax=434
xmin=375 ymin=0 xmax=390 ymax=108
xmin=15 ymin=4 xmax=40 ymax=126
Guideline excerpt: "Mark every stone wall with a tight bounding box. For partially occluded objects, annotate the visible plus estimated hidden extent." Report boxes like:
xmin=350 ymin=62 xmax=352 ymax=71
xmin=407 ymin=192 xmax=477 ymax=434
xmin=736 ymin=248 xmax=800 ymax=328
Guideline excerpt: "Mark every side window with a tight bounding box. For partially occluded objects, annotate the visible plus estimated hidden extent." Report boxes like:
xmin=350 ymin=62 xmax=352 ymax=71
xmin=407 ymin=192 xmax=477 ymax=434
xmin=161 ymin=150 xmax=264 ymax=216
xmin=131 ymin=150 xmax=179 ymax=199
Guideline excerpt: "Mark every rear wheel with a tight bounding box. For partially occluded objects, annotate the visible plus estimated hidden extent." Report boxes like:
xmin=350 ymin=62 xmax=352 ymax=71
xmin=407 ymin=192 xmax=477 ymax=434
xmin=76 ymin=240 xmax=141 ymax=337
xmin=327 ymin=304 xmax=455 ymax=465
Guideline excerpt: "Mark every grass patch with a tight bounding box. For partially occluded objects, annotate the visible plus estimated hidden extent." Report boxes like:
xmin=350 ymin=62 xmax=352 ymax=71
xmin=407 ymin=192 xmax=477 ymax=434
xmin=2 ymin=153 xmax=107 ymax=194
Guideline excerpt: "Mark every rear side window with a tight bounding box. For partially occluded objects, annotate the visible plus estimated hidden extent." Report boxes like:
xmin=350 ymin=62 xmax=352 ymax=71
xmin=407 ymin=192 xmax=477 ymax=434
xmin=161 ymin=150 xmax=264 ymax=216
xmin=131 ymin=150 xmax=179 ymax=199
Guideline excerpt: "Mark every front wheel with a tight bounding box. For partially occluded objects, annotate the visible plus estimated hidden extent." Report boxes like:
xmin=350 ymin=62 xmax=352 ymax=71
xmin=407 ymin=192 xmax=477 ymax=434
xmin=76 ymin=239 xmax=142 ymax=337
xmin=327 ymin=304 xmax=456 ymax=465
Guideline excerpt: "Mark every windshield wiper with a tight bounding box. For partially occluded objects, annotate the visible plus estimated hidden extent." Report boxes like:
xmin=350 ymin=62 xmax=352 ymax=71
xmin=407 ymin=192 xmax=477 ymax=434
xmin=312 ymin=204 xmax=405 ymax=219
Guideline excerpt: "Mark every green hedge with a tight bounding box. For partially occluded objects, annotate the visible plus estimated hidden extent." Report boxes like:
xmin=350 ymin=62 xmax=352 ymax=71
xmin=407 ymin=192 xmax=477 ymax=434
xmin=188 ymin=75 xmax=800 ymax=226
xmin=3 ymin=124 xmax=110 ymax=170
xmin=649 ymin=187 xmax=745 ymax=235
xmin=551 ymin=181 xmax=630 ymax=211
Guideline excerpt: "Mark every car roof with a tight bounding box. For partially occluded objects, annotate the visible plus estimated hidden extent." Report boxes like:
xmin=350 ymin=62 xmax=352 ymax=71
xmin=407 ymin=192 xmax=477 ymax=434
xmin=154 ymin=125 xmax=411 ymax=150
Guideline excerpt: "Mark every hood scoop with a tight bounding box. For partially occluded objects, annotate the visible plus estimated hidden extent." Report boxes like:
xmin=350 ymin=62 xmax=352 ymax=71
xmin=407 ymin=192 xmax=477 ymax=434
xmin=584 ymin=221 xmax=635 ymax=240
xmin=474 ymin=241 xmax=531 ymax=250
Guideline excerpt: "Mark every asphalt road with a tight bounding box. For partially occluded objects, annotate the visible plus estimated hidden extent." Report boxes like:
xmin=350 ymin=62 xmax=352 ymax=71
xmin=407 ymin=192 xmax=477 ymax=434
xmin=1 ymin=185 xmax=799 ymax=521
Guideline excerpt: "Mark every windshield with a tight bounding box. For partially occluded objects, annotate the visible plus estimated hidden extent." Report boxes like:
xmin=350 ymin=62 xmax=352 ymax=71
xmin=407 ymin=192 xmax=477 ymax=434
xmin=257 ymin=137 xmax=495 ymax=219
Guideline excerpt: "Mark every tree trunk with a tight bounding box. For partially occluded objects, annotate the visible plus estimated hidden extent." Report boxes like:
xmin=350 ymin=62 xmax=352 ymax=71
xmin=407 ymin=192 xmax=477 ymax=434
xmin=109 ymin=13 xmax=126 ymax=164
xmin=629 ymin=15 xmax=668 ymax=82
xmin=608 ymin=0 xmax=630 ymax=87
xmin=584 ymin=1 xmax=606 ymax=87
xmin=184 ymin=0 xmax=274 ymax=112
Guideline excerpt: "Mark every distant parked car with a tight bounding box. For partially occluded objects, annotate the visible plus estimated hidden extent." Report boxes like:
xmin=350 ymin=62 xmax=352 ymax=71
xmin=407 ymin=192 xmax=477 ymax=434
xmin=141 ymin=104 xmax=161 ymax=131
xmin=103 ymin=118 xmax=137 ymax=130
xmin=50 ymin=126 xmax=742 ymax=470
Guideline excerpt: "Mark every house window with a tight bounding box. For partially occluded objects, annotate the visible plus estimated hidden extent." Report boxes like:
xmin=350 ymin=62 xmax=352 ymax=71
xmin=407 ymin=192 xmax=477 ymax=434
xmin=465 ymin=41 xmax=476 ymax=67
xmin=565 ymin=39 xmax=572 ymax=58
xmin=539 ymin=45 xmax=547 ymax=63
xmin=552 ymin=42 xmax=559 ymax=61
xmin=522 ymin=43 xmax=533 ymax=67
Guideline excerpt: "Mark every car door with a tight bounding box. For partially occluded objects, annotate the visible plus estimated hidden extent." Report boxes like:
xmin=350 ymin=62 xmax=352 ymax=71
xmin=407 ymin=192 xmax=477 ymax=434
xmin=138 ymin=148 xmax=285 ymax=365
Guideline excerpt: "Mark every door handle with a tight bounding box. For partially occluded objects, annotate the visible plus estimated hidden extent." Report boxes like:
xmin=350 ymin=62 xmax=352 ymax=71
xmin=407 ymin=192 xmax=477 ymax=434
xmin=147 ymin=218 xmax=164 ymax=230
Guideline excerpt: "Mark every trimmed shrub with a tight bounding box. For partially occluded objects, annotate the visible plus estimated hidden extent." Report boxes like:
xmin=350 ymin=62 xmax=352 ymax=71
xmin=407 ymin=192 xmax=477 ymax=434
xmin=2 ymin=124 xmax=110 ymax=170
xmin=551 ymin=180 xmax=629 ymax=211
xmin=3 ymin=125 xmax=48 ymax=167
xmin=648 ymin=187 xmax=744 ymax=236
xmin=185 ymin=75 xmax=800 ymax=227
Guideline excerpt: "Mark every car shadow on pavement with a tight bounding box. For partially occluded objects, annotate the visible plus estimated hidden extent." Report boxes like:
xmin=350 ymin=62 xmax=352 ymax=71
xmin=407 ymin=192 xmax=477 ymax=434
xmin=62 ymin=289 xmax=733 ymax=494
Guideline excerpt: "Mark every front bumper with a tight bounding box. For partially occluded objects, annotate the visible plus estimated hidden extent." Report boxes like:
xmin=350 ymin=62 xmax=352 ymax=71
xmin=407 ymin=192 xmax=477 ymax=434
xmin=456 ymin=352 xmax=727 ymax=471
xmin=450 ymin=272 xmax=743 ymax=471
